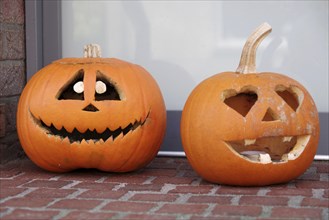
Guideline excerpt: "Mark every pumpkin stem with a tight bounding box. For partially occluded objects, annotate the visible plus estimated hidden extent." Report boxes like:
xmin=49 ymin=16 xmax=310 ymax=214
xmin=236 ymin=23 xmax=272 ymax=74
xmin=84 ymin=44 xmax=101 ymax=58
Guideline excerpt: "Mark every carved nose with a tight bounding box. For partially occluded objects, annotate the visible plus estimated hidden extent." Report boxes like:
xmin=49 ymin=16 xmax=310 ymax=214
xmin=262 ymin=108 xmax=280 ymax=122
xmin=83 ymin=104 xmax=99 ymax=112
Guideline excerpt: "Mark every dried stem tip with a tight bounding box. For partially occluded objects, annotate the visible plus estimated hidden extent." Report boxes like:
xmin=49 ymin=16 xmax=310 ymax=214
xmin=84 ymin=44 xmax=102 ymax=58
xmin=236 ymin=23 xmax=272 ymax=74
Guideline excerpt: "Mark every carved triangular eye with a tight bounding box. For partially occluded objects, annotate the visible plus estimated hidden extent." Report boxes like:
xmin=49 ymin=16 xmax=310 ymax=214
xmin=58 ymin=69 xmax=84 ymax=100
xmin=223 ymin=88 xmax=258 ymax=117
xmin=95 ymin=71 xmax=121 ymax=101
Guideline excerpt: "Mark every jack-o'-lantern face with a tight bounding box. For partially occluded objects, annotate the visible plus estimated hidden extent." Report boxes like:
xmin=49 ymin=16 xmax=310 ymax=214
xmin=219 ymin=73 xmax=313 ymax=164
xmin=17 ymin=46 xmax=166 ymax=173
xmin=29 ymin=68 xmax=150 ymax=145
xmin=180 ymin=23 xmax=320 ymax=186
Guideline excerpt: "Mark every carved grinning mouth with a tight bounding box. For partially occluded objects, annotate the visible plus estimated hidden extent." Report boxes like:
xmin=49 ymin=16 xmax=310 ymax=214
xmin=30 ymin=111 xmax=150 ymax=144
xmin=225 ymin=135 xmax=311 ymax=163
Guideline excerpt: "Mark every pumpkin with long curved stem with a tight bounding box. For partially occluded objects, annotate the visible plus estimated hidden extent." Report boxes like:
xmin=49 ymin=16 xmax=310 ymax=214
xmin=180 ymin=23 xmax=320 ymax=186
xmin=17 ymin=44 xmax=166 ymax=172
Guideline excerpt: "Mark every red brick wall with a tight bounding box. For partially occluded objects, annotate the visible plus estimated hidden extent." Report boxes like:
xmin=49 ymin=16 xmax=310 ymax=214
xmin=0 ymin=0 xmax=26 ymax=163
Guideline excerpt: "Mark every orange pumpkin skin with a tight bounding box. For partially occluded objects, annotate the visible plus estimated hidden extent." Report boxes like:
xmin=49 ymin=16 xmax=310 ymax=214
xmin=17 ymin=57 xmax=166 ymax=172
xmin=181 ymin=71 xmax=319 ymax=186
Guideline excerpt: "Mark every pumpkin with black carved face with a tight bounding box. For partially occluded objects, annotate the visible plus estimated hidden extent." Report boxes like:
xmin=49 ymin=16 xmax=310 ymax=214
xmin=17 ymin=45 xmax=166 ymax=172
xmin=180 ymin=23 xmax=320 ymax=186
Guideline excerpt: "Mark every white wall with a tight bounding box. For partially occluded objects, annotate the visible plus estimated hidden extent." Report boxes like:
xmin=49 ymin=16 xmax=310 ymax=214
xmin=62 ymin=1 xmax=328 ymax=112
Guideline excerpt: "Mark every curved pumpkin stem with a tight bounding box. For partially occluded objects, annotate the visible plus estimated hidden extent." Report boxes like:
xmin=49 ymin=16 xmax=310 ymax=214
xmin=236 ymin=23 xmax=272 ymax=74
xmin=84 ymin=44 xmax=101 ymax=58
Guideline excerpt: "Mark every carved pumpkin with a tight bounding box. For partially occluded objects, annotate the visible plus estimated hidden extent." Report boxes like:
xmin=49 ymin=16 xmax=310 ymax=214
xmin=181 ymin=23 xmax=320 ymax=186
xmin=17 ymin=44 xmax=166 ymax=172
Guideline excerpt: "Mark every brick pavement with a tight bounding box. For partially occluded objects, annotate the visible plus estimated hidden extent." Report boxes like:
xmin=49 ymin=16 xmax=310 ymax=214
xmin=0 ymin=157 xmax=328 ymax=219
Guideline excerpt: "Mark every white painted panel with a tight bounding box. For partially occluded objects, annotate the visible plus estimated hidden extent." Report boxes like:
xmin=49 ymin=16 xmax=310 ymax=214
xmin=62 ymin=1 xmax=328 ymax=112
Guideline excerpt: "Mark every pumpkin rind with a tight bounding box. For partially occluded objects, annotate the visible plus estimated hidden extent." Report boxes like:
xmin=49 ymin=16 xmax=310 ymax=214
xmin=17 ymin=53 xmax=166 ymax=172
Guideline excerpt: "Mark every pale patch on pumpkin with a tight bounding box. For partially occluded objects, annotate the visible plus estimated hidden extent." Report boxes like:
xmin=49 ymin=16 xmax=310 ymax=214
xmin=306 ymin=123 xmax=312 ymax=133
xmin=279 ymin=111 xmax=287 ymax=122
xmin=310 ymin=110 xmax=317 ymax=118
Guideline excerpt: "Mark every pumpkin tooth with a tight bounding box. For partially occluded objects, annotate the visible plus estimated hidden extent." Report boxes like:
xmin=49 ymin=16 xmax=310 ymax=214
xmin=244 ymin=139 xmax=256 ymax=146
xmin=53 ymin=123 xmax=63 ymax=131
xmin=62 ymin=137 xmax=70 ymax=144
xmin=282 ymin=136 xmax=293 ymax=142
xmin=111 ymin=127 xmax=122 ymax=140
xmin=64 ymin=126 xmax=74 ymax=133
xmin=98 ymin=138 xmax=105 ymax=144
xmin=102 ymin=128 xmax=111 ymax=142
xmin=122 ymin=123 xmax=133 ymax=135
xmin=106 ymin=135 xmax=114 ymax=142
xmin=132 ymin=120 xmax=140 ymax=130
xmin=281 ymin=152 xmax=297 ymax=161
xmin=259 ymin=153 xmax=272 ymax=164
xmin=86 ymin=139 xmax=94 ymax=144
xmin=113 ymin=132 xmax=124 ymax=141
xmin=40 ymin=118 xmax=51 ymax=127
xmin=76 ymin=127 xmax=88 ymax=133
xmin=81 ymin=139 xmax=88 ymax=145
xmin=95 ymin=127 xmax=106 ymax=134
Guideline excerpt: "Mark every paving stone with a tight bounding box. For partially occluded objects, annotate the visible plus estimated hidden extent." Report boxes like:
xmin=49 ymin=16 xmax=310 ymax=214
xmin=212 ymin=205 xmax=262 ymax=217
xmin=129 ymin=193 xmax=178 ymax=202
xmin=187 ymin=195 xmax=232 ymax=204
xmin=168 ymin=185 xmax=214 ymax=194
xmin=271 ymin=207 xmax=323 ymax=219
xmin=101 ymin=201 xmax=156 ymax=212
xmin=2 ymin=197 xmax=54 ymax=208
xmin=156 ymin=203 xmax=209 ymax=215
xmin=49 ymin=199 xmax=102 ymax=210
xmin=60 ymin=211 xmax=116 ymax=220
xmin=21 ymin=179 xmax=74 ymax=189
xmin=78 ymin=189 xmax=126 ymax=199
xmin=2 ymin=209 xmax=59 ymax=220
